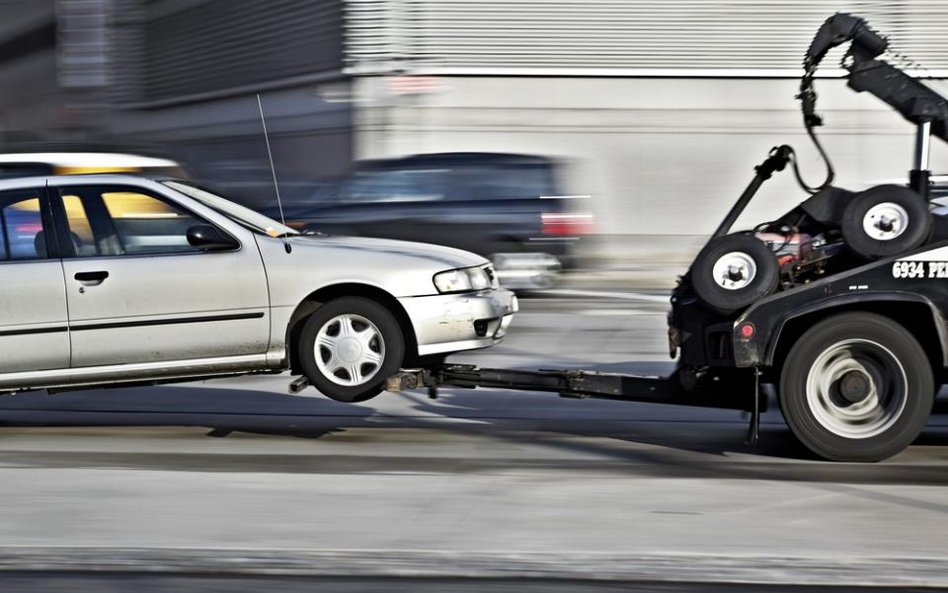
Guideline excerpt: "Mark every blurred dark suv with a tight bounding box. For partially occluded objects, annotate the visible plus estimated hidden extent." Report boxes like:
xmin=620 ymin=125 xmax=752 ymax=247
xmin=269 ymin=152 xmax=593 ymax=289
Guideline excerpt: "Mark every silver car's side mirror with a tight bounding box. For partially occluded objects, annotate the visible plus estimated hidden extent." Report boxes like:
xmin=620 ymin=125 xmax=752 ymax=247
xmin=186 ymin=224 xmax=239 ymax=251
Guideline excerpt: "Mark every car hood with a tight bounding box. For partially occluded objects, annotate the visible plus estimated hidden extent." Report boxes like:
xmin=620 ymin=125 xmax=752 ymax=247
xmin=285 ymin=233 xmax=488 ymax=268
xmin=254 ymin=233 xmax=490 ymax=302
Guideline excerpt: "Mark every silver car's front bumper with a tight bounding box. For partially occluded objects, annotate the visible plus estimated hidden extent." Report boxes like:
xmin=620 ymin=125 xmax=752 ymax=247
xmin=399 ymin=288 xmax=519 ymax=356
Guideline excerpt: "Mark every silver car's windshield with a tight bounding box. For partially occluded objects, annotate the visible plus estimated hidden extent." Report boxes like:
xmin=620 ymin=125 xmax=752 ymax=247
xmin=163 ymin=180 xmax=299 ymax=237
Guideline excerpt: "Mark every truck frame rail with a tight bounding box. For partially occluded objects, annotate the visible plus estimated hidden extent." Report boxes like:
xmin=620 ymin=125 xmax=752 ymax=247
xmin=387 ymin=364 xmax=763 ymax=413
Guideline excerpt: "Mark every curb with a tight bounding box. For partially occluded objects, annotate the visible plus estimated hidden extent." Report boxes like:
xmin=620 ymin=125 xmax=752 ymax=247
xmin=0 ymin=548 xmax=946 ymax=587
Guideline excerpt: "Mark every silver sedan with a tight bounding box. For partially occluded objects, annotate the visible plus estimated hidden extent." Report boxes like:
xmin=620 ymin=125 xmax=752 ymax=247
xmin=0 ymin=175 xmax=518 ymax=402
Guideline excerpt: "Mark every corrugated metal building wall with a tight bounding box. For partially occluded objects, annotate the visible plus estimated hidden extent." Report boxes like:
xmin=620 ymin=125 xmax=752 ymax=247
xmin=111 ymin=0 xmax=345 ymax=106
xmin=346 ymin=0 xmax=948 ymax=75
xmin=107 ymin=0 xmax=353 ymax=203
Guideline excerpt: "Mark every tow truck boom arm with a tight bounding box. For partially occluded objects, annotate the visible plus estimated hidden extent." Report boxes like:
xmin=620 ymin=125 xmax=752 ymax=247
xmin=801 ymin=13 xmax=948 ymax=143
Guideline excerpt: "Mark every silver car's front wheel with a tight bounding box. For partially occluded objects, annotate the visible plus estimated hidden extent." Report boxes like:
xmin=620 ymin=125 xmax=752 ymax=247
xmin=299 ymin=297 xmax=405 ymax=402
xmin=315 ymin=313 xmax=386 ymax=387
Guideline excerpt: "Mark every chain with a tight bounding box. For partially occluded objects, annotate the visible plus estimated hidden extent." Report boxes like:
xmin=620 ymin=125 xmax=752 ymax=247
xmin=880 ymin=45 xmax=948 ymax=95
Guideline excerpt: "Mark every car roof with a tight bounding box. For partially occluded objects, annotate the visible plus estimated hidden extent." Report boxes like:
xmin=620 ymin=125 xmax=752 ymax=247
xmin=0 ymin=174 xmax=170 ymax=193
xmin=0 ymin=152 xmax=179 ymax=168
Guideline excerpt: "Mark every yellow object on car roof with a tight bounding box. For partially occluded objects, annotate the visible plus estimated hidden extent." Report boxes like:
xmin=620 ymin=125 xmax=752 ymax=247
xmin=0 ymin=152 xmax=183 ymax=176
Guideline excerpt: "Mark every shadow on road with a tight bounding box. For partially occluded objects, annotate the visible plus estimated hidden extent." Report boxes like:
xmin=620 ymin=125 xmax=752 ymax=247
xmin=0 ymin=375 xmax=946 ymax=483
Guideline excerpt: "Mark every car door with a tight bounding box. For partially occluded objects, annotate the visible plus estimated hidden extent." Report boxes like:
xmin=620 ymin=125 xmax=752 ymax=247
xmin=52 ymin=184 xmax=270 ymax=368
xmin=0 ymin=186 xmax=70 ymax=374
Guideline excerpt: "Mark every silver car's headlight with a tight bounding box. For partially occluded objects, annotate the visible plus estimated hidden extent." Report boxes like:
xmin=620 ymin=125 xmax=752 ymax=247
xmin=433 ymin=266 xmax=496 ymax=293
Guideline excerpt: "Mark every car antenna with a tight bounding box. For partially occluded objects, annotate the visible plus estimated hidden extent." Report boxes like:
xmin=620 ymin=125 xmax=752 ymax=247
xmin=256 ymin=93 xmax=292 ymax=253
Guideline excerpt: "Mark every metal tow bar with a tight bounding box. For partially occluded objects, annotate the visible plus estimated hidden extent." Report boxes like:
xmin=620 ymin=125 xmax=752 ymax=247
xmin=386 ymin=364 xmax=762 ymax=413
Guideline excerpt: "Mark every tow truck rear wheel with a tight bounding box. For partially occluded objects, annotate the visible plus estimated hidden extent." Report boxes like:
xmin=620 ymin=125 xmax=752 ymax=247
xmin=841 ymin=185 xmax=932 ymax=259
xmin=779 ymin=313 xmax=933 ymax=462
xmin=691 ymin=234 xmax=779 ymax=315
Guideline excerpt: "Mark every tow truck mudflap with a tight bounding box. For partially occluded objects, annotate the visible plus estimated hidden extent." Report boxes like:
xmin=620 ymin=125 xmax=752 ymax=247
xmin=387 ymin=364 xmax=765 ymax=413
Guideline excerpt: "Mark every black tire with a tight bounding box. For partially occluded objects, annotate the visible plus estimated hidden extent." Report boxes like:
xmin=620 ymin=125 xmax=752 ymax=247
xmin=298 ymin=297 xmax=405 ymax=403
xmin=779 ymin=313 xmax=933 ymax=462
xmin=691 ymin=234 xmax=779 ymax=315
xmin=841 ymin=185 xmax=932 ymax=259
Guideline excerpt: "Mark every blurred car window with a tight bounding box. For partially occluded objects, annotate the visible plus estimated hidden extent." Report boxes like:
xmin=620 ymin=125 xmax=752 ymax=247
xmin=0 ymin=191 xmax=47 ymax=261
xmin=451 ymin=164 xmax=555 ymax=200
xmin=343 ymin=167 xmax=449 ymax=203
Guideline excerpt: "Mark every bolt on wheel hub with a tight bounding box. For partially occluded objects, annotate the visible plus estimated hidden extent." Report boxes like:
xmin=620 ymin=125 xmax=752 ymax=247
xmin=711 ymin=251 xmax=758 ymax=290
xmin=863 ymin=202 xmax=908 ymax=241
xmin=838 ymin=369 xmax=872 ymax=404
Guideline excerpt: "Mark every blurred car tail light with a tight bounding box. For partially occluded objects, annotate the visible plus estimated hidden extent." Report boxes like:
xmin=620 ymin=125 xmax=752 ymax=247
xmin=541 ymin=212 xmax=594 ymax=236
xmin=15 ymin=222 xmax=42 ymax=233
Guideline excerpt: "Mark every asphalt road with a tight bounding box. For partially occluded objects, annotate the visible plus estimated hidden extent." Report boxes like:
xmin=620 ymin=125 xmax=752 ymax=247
xmin=0 ymin=294 xmax=946 ymax=589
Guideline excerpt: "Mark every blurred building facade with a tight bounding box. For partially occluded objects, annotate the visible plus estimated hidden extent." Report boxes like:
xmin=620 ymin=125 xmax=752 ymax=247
xmin=1 ymin=0 xmax=948 ymax=250
xmin=0 ymin=0 xmax=352 ymax=202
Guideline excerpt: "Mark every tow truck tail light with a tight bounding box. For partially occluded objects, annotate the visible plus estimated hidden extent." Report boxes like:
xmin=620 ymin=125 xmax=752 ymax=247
xmin=541 ymin=212 xmax=595 ymax=236
xmin=738 ymin=323 xmax=756 ymax=340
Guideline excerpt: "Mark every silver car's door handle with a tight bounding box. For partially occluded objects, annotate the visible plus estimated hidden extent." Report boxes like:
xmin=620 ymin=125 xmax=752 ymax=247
xmin=74 ymin=271 xmax=109 ymax=286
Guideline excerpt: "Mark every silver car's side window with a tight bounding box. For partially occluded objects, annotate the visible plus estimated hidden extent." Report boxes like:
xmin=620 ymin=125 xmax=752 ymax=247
xmin=59 ymin=186 xmax=206 ymax=257
xmin=0 ymin=189 xmax=50 ymax=261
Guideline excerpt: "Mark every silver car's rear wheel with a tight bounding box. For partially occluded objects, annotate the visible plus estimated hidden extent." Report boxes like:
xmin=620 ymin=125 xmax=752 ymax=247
xmin=299 ymin=297 xmax=405 ymax=403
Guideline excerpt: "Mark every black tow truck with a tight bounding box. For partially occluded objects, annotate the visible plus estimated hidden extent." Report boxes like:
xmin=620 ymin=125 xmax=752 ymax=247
xmin=387 ymin=14 xmax=948 ymax=462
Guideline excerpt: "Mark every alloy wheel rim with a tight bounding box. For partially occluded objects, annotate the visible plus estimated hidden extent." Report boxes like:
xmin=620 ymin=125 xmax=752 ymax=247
xmin=315 ymin=313 xmax=385 ymax=386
